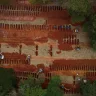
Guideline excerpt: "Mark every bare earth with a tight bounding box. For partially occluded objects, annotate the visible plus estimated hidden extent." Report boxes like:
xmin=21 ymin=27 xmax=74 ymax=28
xmin=1 ymin=20 xmax=96 ymax=66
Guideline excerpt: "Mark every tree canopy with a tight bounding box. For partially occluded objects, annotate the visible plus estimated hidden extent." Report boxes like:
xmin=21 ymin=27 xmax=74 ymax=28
xmin=0 ymin=0 xmax=12 ymax=5
xmin=71 ymin=13 xmax=86 ymax=23
xmin=68 ymin=0 xmax=91 ymax=14
xmin=18 ymin=76 xmax=46 ymax=96
xmin=28 ymin=0 xmax=51 ymax=4
xmin=45 ymin=76 xmax=64 ymax=96
xmin=66 ymin=0 xmax=92 ymax=23
xmin=29 ymin=0 xmax=43 ymax=4
xmin=0 ymin=68 xmax=17 ymax=96
xmin=83 ymin=13 xmax=96 ymax=51
xmin=18 ymin=75 xmax=64 ymax=96
xmin=80 ymin=80 xmax=96 ymax=96
xmin=80 ymin=80 xmax=92 ymax=96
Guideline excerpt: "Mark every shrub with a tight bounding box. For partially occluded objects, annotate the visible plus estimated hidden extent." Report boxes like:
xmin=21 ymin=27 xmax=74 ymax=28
xmin=0 ymin=68 xmax=17 ymax=96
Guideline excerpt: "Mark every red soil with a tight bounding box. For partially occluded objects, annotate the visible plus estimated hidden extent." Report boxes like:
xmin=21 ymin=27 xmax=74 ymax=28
xmin=1 ymin=64 xmax=37 ymax=72
xmin=86 ymin=77 xmax=96 ymax=81
xmin=53 ymin=59 xmax=96 ymax=65
xmin=42 ymin=79 xmax=49 ymax=89
xmin=58 ymin=43 xmax=73 ymax=51
xmin=0 ymin=5 xmax=95 ymax=92
xmin=1 ymin=63 xmax=50 ymax=74
xmin=53 ymin=70 xmax=85 ymax=76
xmin=0 ymin=32 xmax=3 ymax=37
xmin=23 ymin=41 xmax=35 ymax=46
xmin=0 ymin=8 xmax=78 ymax=52
xmin=1 ymin=64 xmax=51 ymax=75
xmin=42 ymin=82 xmax=80 ymax=92
xmin=35 ymin=37 xmax=48 ymax=43
xmin=21 ymin=38 xmax=35 ymax=45
xmin=37 ymin=64 xmax=45 ymax=70
xmin=44 ymin=67 xmax=50 ymax=73
xmin=48 ymin=30 xmax=73 ymax=40
xmin=39 ymin=10 xmax=70 ymax=19
xmin=1 ymin=27 xmax=76 ymax=51
xmin=2 ymin=53 xmax=26 ymax=59
xmin=72 ymin=21 xmax=85 ymax=26
xmin=1 ymin=28 xmax=48 ymax=40
xmin=86 ymin=72 xmax=96 ymax=81
xmin=47 ymin=18 xmax=71 ymax=25
xmin=0 ymin=28 xmax=49 ymax=44
xmin=0 ymin=16 xmax=36 ymax=21
xmin=48 ymin=30 xmax=75 ymax=50
xmin=63 ymin=83 xmax=79 ymax=93
xmin=56 ymin=50 xmax=61 ymax=54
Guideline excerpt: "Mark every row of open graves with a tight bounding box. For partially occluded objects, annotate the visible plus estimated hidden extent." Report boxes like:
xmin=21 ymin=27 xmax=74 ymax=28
xmin=0 ymin=52 xmax=30 ymax=64
xmin=61 ymin=39 xmax=79 ymax=45
xmin=15 ymin=71 xmax=52 ymax=80
xmin=15 ymin=70 xmax=80 ymax=94
xmin=0 ymin=24 xmax=72 ymax=30
xmin=0 ymin=59 xmax=28 ymax=64
xmin=0 ymin=5 xmax=63 ymax=11
xmin=50 ymin=65 xmax=96 ymax=71
xmin=0 ymin=10 xmax=40 ymax=16
xmin=15 ymin=70 xmax=96 ymax=94
xmin=51 ymin=67 xmax=96 ymax=71
xmin=86 ymin=72 xmax=96 ymax=77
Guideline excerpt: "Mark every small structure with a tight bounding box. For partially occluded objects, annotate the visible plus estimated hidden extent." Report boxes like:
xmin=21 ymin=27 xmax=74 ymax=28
xmin=76 ymin=73 xmax=79 ymax=76
xmin=76 ymin=77 xmax=81 ymax=82
xmin=60 ymin=83 xmax=70 ymax=91
xmin=74 ymin=28 xmax=79 ymax=33
xmin=58 ymin=25 xmax=63 ymax=29
xmin=60 ymin=83 xmax=64 ymax=89
xmin=83 ymin=79 xmax=87 ymax=83
xmin=75 ymin=46 xmax=81 ymax=51
xmin=77 ymin=78 xmax=81 ymax=81
xmin=38 ymin=68 xmax=43 ymax=73
xmin=63 ymin=25 xmax=66 ymax=29
xmin=45 ymin=25 xmax=49 ymax=29
xmin=0 ymin=53 xmax=4 ymax=60
xmin=68 ymin=24 xmax=71 ymax=29
xmin=53 ymin=25 xmax=57 ymax=29
xmin=76 ymin=73 xmax=81 ymax=81
xmin=66 ymin=25 xmax=69 ymax=29
xmin=36 ymin=45 xmax=38 ymax=50
xmin=35 ymin=51 xmax=38 ymax=56
xmin=37 ymin=68 xmax=43 ymax=75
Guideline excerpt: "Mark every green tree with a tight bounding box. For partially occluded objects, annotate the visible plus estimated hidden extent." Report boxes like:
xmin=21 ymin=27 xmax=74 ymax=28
xmin=29 ymin=0 xmax=43 ymax=4
xmin=18 ymin=76 xmax=46 ymax=96
xmin=67 ymin=0 xmax=91 ymax=23
xmin=58 ymin=0 xmax=64 ymax=5
xmin=0 ymin=0 xmax=12 ymax=5
xmin=82 ymin=13 xmax=96 ymax=51
xmin=45 ymin=76 xmax=64 ymax=96
xmin=71 ymin=13 xmax=86 ymax=23
xmin=68 ymin=0 xmax=91 ymax=15
xmin=89 ymin=14 xmax=96 ymax=51
xmin=80 ymin=80 xmax=96 ymax=96
xmin=82 ymin=21 xmax=91 ymax=32
xmin=0 ymin=68 xmax=17 ymax=96
xmin=42 ymin=0 xmax=52 ymax=4
xmin=28 ymin=0 xmax=51 ymax=4
xmin=80 ymin=80 xmax=92 ymax=96
xmin=91 ymin=81 xmax=96 ymax=96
